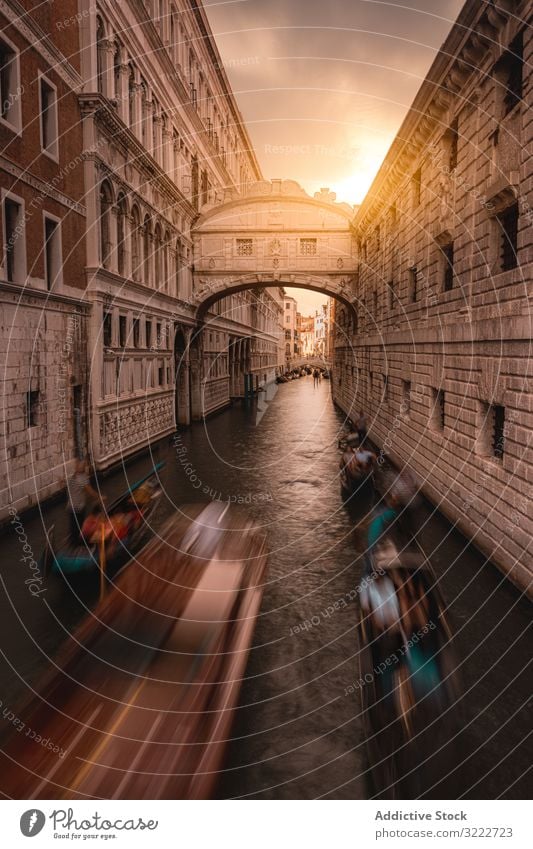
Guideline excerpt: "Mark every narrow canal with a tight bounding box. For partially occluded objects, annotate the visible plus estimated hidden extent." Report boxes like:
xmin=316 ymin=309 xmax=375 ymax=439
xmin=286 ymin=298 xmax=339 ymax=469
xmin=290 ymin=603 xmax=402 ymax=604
xmin=0 ymin=374 xmax=531 ymax=799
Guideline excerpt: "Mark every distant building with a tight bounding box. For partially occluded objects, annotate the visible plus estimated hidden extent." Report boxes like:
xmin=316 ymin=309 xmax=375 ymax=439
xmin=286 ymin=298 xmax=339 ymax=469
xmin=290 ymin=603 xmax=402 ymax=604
xmin=314 ymin=304 xmax=330 ymax=358
xmin=283 ymin=295 xmax=298 ymax=364
xmin=299 ymin=315 xmax=315 ymax=357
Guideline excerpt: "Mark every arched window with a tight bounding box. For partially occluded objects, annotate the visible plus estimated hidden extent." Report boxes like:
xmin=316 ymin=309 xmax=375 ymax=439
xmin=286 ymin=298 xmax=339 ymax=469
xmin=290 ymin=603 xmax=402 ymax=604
xmin=116 ymin=194 xmax=127 ymax=275
xmin=99 ymin=180 xmax=113 ymax=269
xmin=96 ymin=17 xmax=105 ymax=94
xmin=143 ymin=215 xmax=151 ymax=284
xmin=131 ymin=205 xmax=141 ymax=279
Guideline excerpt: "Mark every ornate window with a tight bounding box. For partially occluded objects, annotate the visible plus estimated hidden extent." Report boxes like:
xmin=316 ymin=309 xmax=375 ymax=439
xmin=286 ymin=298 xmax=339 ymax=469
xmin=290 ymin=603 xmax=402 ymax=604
xmin=236 ymin=238 xmax=253 ymax=256
xmin=300 ymin=238 xmax=317 ymax=256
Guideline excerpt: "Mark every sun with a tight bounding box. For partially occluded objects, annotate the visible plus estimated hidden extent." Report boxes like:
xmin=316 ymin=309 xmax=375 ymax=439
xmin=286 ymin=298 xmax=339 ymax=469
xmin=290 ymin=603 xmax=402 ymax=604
xmin=330 ymin=146 xmax=391 ymax=206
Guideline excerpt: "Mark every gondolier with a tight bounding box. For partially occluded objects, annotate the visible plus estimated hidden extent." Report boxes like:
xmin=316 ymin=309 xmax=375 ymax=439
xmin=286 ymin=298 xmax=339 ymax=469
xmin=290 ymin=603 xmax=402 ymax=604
xmin=66 ymin=458 xmax=102 ymax=544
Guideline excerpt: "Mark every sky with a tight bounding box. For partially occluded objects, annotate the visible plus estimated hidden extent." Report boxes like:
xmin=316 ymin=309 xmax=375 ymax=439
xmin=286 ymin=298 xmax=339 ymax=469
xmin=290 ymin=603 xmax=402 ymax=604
xmin=204 ymin=0 xmax=465 ymax=316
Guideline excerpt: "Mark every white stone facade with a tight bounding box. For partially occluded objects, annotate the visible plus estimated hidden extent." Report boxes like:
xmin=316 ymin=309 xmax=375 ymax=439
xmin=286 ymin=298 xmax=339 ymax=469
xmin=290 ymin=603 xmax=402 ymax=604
xmin=79 ymin=0 xmax=268 ymax=469
xmin=331 ymin=0 xmax=533 ymax=594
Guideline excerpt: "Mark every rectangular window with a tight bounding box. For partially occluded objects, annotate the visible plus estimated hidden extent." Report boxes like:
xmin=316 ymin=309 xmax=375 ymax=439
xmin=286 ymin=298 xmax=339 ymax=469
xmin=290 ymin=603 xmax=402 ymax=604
xmin=26 ymin=390 xmax=39 ymax=428
xmin=448 ymin=118 xmax=458 ymax=171
xmin=133 ymin=317 xmax=140 ymax=347
xmin=497 ymin=202 xmax=519 ymax=271
xmin=501 ymin=32 xmax=523 ymax=117
xmin=412 ymin=168 xmax=422 ymax=207
xmin=432 ymin=388 xmax=445 ymax=432
xmin=103 ymin=311 xmax=112 ymax=347
xmin=119 ymin=315 xmax=127 ymax=347
xmin=236 ymin=238 xmax=253 ymax=256
xmin=3 ymin=195 xmax=25 ymax=283
xmin=493 ymin=405 xmax=505 ymax=459
xmin=145 ymin=319 xmax=152 ymax=349
xmin=479 ymin=402 xmax=506 ymax=460
xmin=158 ymin=362 xmax=164 ymax=386
xmin=409 ymin=266 xmax=418 ymax=303
xmin=388 ymin=280 xmax=395 ymax=310
xmin=39 ymin=75 xmax=58 ymax=159
xmin=300 ymin=238 xmax=317 ymax=256
xmin=441 ymin=242 xmax=455 ymax=291
xmin=402 ymin=380 xmax=411 ymax=416
xmin=0 ymin=36 xmax=21 ymax=131
xmin=382 ymin=374 xmax=388 ymax=401
xmin=44 ymin=215 xmax=61 ymax=290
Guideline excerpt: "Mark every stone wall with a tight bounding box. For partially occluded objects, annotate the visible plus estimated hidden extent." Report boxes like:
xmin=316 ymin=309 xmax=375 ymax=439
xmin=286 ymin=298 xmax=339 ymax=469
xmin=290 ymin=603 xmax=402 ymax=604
xmin=0 ymin=293 xmax=88 ymax=520
xmin=332 ymin=0 xmax=533 ymax=595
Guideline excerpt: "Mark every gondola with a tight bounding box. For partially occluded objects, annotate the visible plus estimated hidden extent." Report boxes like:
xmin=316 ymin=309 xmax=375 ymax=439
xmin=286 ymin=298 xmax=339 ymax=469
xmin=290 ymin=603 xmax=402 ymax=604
xmin=357 ymin=485 xmax=460 ymax=798
xmin=41 ymin=462 xmax=165 ymax=577
xmin=1 ymin=503 xmax=268 ymax=800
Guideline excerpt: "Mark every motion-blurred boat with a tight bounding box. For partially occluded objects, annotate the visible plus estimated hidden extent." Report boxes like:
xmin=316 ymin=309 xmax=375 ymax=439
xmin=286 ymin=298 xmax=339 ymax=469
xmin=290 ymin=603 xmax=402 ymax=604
xmin=1 ymin=503 xmax=268 ymax=799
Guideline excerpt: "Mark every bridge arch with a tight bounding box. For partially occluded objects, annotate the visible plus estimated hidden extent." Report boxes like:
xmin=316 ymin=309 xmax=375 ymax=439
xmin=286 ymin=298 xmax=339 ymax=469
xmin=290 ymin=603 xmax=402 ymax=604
xmin=191 ymin=180 xmax=358 ymax=319
xmin=193 ymin=273 xmax=358 ymax=321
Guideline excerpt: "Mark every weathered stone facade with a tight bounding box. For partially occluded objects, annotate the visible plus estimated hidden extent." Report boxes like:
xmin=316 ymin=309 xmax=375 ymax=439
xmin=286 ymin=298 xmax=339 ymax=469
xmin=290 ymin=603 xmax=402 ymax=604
xmin=332 ymin=0 xmax=533 ymax=593
xmin=80 ymin=0 xmax=276 ymax=469
xmin=0 ymin=0 xmax=88 ymax=520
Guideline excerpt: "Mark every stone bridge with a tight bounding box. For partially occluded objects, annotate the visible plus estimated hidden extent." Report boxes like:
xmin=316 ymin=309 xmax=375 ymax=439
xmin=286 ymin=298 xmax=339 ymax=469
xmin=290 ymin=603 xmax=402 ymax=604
xmin=191 ymin=180 xmax=358 ymax=317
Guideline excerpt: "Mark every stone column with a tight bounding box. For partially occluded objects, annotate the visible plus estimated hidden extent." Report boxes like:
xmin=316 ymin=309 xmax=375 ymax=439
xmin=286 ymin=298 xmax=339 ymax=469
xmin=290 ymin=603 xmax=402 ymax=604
xmin=102 ymin=39 xmax=115 ymax=100
xmin=153 ymin=114 xmax=163 ymax=166
xmin=143 ymin=91 xmax=154 ymax=156
xmin=108 ymin=206 xmax=119 ymax=274
xmin=122 ymin=213 xmax=132 ymax=280
xmin=161 ymin=126 xmax=170 ymax=175
xmin=116 ymin=57 xmax=130 ymax=124
xmin=189 ymin=328 xmax=203 ymax=421
xmin=132 ymin=82 xmax=142 ymax=139
xmin=79 ymin=0 xmax=98 ymax=92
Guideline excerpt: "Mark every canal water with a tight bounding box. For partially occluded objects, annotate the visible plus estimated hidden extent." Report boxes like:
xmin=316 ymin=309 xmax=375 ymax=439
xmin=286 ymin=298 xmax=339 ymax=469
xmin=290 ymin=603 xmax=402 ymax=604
xmin=0 ymin=374 xmax=531 ymax=799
